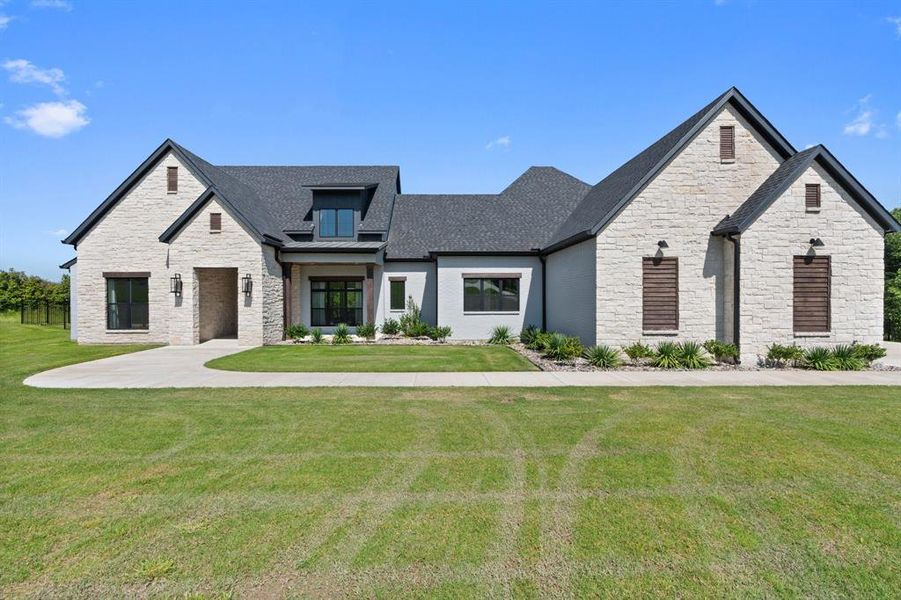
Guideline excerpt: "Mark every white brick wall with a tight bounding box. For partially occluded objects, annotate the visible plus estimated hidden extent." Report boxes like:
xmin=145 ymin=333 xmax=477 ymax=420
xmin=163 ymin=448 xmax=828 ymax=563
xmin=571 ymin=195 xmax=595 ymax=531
xmin=739 ymin=163 xmax=884 ymax=362
xmin=436 ymin=255 xmax=542 ymax=340
xmin=378 ymin=262 xmax=437 ymax=325
xmin=595 ymin=105 xmax=783 ymax=348
xmin=75 ymin=152 xmax=206 ymax=343
xmin=546 ymin=238 xmax=596 ymax=345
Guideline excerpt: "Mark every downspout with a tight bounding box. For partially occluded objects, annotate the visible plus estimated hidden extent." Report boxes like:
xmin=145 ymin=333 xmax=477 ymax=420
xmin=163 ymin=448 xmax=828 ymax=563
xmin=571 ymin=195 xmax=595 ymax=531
xmin=725 ymin=234 xmax=740 ymax=362
xmin=539 ymin=255 xmax=547 ymax=331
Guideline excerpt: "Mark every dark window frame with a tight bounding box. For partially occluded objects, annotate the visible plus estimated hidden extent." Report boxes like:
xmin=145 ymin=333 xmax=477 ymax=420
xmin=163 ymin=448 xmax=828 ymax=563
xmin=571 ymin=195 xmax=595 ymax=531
xmin=389 ymin=279 xmax=406 ymax=311
xmin=318 ymin=208 xmax=355 ymax=238
xmin=310 ymin=278 xmax=363 ymax=326
xmin=463 ymin=277 xmax=520 ymax=313
xmin=105 ymin=276 xmax=149 ymax=330
xmin=167 ymin=166 xmax=178 ymax=193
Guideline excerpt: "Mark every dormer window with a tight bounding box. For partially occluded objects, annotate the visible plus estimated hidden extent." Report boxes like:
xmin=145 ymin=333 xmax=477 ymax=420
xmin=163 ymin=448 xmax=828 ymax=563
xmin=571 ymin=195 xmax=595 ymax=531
xmin=319 ymin=208 xmax=354 ymax=238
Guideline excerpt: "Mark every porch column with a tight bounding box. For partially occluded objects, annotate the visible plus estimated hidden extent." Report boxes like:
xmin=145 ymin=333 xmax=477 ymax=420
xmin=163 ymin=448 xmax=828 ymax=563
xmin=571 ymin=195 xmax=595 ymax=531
xmin=289 ymin=264 xmax=301 ymax=325
xmin=365 ymin=265 xmax=375 ymax=324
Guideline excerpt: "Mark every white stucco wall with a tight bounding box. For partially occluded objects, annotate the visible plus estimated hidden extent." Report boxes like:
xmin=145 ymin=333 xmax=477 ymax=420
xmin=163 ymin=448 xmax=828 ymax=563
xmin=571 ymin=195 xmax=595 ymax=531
xmin=436 ymin=255 xmax=542 ymax=339
xmin=378 ymin=261 xmax=437 ymax=325
xmin=594 ymin=104 xmax=783 ymax=348
xmin=739 ymin=162 xmax=884 ymax=363
xmin=167 ymin=197 xmax=279 ymax=346
xmin=545 ymin=238 xmax=596 ymax=345
xmin=74 ymin=151 xmax=206 ymax=343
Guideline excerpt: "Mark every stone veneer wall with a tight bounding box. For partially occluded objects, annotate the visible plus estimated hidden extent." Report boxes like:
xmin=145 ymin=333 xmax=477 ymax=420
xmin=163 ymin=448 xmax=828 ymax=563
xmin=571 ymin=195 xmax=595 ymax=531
xmin=74 ymin=152 xmax=206 ymax=343
xmin=594 ymin=104 xmax=783 ymax=348
xmin=739 ymin=162 xmax=884 ymax=363
xmin=197 ymin=268 xmax=238 ymax=342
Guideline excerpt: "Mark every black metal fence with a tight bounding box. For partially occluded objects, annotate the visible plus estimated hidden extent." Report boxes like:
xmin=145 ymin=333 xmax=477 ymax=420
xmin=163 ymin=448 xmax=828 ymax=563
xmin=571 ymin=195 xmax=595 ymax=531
xmin=20 ymin=301 xmax=70 ymax=329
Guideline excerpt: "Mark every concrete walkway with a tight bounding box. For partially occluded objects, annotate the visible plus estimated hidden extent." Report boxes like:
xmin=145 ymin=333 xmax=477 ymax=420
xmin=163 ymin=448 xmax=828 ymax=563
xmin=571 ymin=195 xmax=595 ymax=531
xmin=23 ymin=340 xmax=901 ymax=388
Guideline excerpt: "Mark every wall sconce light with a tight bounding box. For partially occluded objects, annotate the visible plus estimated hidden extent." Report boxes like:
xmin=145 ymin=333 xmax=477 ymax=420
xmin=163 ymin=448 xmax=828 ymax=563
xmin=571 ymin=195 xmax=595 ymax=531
xmin=241 ymin=273 xmax=253 ymax=296
xmin=657 ymin=240 xmax=669 ymax=249
xmin=169 ymin=273 xmax=182 ymax=296
xmin=809 ymin=238 xmax=825 ymax=247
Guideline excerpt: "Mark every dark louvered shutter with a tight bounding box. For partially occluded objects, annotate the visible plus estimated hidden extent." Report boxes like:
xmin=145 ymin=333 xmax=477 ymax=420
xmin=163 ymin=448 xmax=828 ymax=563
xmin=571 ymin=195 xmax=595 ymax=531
xmin=805 ymin=184 xmax=821 ymax=209
xmin=167 ymin=166 xmax=178 ymax=192
xmin=793 ymin=256 xmax=830 ymax=332
xmin=642 ymin=257 xmax=679 ymax=331
xmin=720 ymin=125 xmax=735 ymax=160
xmin=210 ymin=212 xmax=222 ymax=232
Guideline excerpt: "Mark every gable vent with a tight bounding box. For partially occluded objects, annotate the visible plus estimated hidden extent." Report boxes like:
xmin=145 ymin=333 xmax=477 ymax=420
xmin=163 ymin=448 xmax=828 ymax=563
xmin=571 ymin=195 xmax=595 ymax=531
xmin=720 ymin=126 xmax=735 ymax=161
xmin=167 ymin=166 xmax=178 ymax=193
xmin=805 ymin=183 xmax=821 ymax=210
xmin=210 ymin=212 xmax=222 ymax=232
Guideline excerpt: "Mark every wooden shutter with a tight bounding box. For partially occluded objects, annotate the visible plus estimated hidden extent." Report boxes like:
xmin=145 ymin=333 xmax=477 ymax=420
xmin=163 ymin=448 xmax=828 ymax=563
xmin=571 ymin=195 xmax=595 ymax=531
xmin=167 ymin=167 xmax=178 ymax=192
xmin=210 ymin=212 xmax=222 ymax=232
xmin=642 ymin=257 xmax=678 ymax=331
xmin=793 ymin=256 xmax=830 ymax=332
xmin=720 ymin=126 xmax=735 ymax=160
xmin=805 ymin=184 xmax=821 ymax=209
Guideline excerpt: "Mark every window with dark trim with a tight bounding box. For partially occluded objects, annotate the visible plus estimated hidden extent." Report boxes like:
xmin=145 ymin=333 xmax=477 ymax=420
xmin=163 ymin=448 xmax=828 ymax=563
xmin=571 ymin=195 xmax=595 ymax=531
xmin=319 ymin=208 xmax=354 ymax=238
xmin=310 ymin=279 xmax=363 ymax=326
xmin=389 ymin=279 xmax=405 ymax=311
xmin=106 ymin=277 xmax=149 ymax=330
xmin=210 ymin=212 xmax=222 ymax=233
xmin=642 ymin=257 xmax=678 ymax=331
xmin=167 ymin=166 xmax=178 ymax=193
xmin=793 ymin=255 xmax=830 ymax=333
xmin=805 ymin=183 xmax=821 ymax=210
xmin=720 ymin=125 xmax=735 ymax=161
xmin=463 ymin=278 xmax=519 ymax=312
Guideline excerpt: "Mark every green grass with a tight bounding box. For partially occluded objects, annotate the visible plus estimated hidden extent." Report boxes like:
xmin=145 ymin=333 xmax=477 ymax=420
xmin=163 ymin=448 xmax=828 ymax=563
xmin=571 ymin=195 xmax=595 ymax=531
xmin=2 ymin=314 xmax=900 ymax=597
xmin=205 ymin=343 xmax=538 ymax=372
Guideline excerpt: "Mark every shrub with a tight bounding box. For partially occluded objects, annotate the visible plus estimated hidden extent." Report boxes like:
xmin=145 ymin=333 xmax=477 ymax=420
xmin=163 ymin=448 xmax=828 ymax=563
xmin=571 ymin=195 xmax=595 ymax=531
xmin=766 ymin=343 xmax=804 ymax=368
xmin=520 ymin=324 xmax=540 ymax=346
xmin=653 ymin=341 xmax=682 ymax=369
xmin=381 ymin=318 xmax=400 ymax=335
xmin=399 ymin=298 xmax=423 ymax=336
xmin=408 ymin=321 xmax=431 ymax=338
xmin=622 ymin=341 xmax=654 ymax=364
xmin=331 ymin=323 xmax=351 ymax=344
xmin=430 ymin=325 xmax=452 ymax=342
xmin=832 ymin=344 xmax=866 ymax=371
xmin=285 ymin=324 xmax=309 ymax=342
xmin=703 ymin=339 xmax=738 ymax=363
xmin=542 ymin=333 xmax=583 ymax=361
xmin=678 ymin=341 xmax=711 ymax=369
xmin=852 ymin=343 xmax=886 ymax=364
xmin=802 ymin=346 xmax=839 ymax=371
xmin=356 ymin=322 xmax=377 ymax=339
xmin=527 ymin=331 xmax=552 ymax=352
xmin=488 ymin=325 xmax=515 ymax=345
xmin=310 ymin=328 xmax=324 ymax=344
xmin=584 ymin=345 xmax=622 ymax=369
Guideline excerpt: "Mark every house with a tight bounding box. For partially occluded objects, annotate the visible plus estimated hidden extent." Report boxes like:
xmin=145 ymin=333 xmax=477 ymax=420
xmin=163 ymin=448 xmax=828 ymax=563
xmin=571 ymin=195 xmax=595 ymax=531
xmin=61 ymin=88 xmax=900 ymax=364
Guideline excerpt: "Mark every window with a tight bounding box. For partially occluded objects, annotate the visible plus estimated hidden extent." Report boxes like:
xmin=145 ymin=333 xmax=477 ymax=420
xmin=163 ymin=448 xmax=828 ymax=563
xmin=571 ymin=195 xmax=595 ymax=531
xmin=805 ymin=183 xmax=821 ymax=211
xmin=319 ymin=208 xmax=354 ymax=237
xmin=642 ymin=257 xmax=678 ymax=331
xmin=167 ymin=166 xmax=178 ymax=193
xmin=310 ymin=279 xmax=363 ymax=326
xmin=106 ymin=277 xmax=149 ymax=330
xmin=719 ymin=125 xmax=735 ymax=161
xmin=210 ymin=212 xmax=222 ymax=233
xmin=463 ymin=277 xmax=519 ymax=312
xmin=389 ymin=279 xmax=406 ymax=311
xmin=793 ymin=255 xmax=830 ymax=333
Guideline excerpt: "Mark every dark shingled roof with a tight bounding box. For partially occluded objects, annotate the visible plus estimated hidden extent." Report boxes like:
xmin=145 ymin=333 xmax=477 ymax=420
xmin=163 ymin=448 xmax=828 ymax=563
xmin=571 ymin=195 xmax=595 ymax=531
xmin=385 ymin=167 xmax=591 ymax=259
xmin=713 ymin=145 xmax=901 ymax=235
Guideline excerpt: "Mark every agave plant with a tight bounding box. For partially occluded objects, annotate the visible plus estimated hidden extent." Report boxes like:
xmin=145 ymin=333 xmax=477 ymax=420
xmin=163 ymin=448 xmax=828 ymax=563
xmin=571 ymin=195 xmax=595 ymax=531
xmin=831 ymin=344 xmax=866 ymax=371
xmin=488 ymin=325 xmax=514 ymax=345
xmin=331 ymin=323 xmax=351 ymax=344
xmin=584 ymin=345 xmax=622 ymax=369
xmin=542 ymin=333 xmax=583 ymax=361
xmin=310 ymin=328 xmax=324 ymax=344
xmin=803 ymin=346 xmax=839 ymax=371
xmin=678 ymin=341 xmax=711 ymax=369
xmin=653 ymin=341 xmax=682 ymax=369
xmin=519 ymin=325 xmax=540 ymax=346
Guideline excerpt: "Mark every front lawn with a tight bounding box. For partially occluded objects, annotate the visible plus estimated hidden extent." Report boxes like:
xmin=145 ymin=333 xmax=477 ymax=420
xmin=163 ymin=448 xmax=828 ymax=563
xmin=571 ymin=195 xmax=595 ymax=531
xmin=205 ymin=343 xmax=538 ymax=372
xmin=2 ymin=316 xmax=900 ymax=597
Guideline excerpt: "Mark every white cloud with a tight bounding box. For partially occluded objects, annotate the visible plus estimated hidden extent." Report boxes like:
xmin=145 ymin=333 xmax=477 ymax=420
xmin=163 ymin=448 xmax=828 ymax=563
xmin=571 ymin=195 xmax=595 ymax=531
xmin=0 ymin=14 xmax=12 ymax=30
xmin=888 ymin=16 xmax=901 ymax=38
xmin=843 ymin=95 xmax=875 ymax=136
xmin=47 ymin=228 xmax=68 ymax=237
xmin=5 ymin=100 xmax=89 ymax=137
xmin=896 ymin=111 xmax=901 ymax=130
xmin=485 ymin=135 xmax=511 ymax=150
xmin=31 ymin=0 xmax=73 ymax=10
xmin=3 ymin=58 xmax=67 ymax=95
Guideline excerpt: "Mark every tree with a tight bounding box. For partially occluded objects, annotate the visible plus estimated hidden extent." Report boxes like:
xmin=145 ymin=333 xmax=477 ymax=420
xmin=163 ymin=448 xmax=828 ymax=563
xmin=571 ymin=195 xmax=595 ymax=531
xmin=0 ymin=269 xmax=70 ymax=312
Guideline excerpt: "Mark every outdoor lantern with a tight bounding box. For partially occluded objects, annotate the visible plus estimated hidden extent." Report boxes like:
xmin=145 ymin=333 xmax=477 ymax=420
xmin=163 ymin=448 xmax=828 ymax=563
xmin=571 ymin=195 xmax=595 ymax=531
xmin=809 ymin=238 xmax=825 ymax=247
xmin=169 ymin=273 xmax=182 ymax=296
xmin=657 ymin=240 xmax=669 ymax=249
xmin=241 ymin=273 xmax=253 ymax=296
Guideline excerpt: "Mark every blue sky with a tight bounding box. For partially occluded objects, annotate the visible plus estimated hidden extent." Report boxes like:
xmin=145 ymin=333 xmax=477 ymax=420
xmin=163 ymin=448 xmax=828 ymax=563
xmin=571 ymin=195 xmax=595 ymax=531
xmin=1 ymin=0 xmax=899 ymax=279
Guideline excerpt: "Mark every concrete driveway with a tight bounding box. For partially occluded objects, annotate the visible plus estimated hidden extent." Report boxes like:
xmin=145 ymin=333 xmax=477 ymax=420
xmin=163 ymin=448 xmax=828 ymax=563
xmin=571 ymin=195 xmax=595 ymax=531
xmin=23 ymin=340 xmax=901 ymax=388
